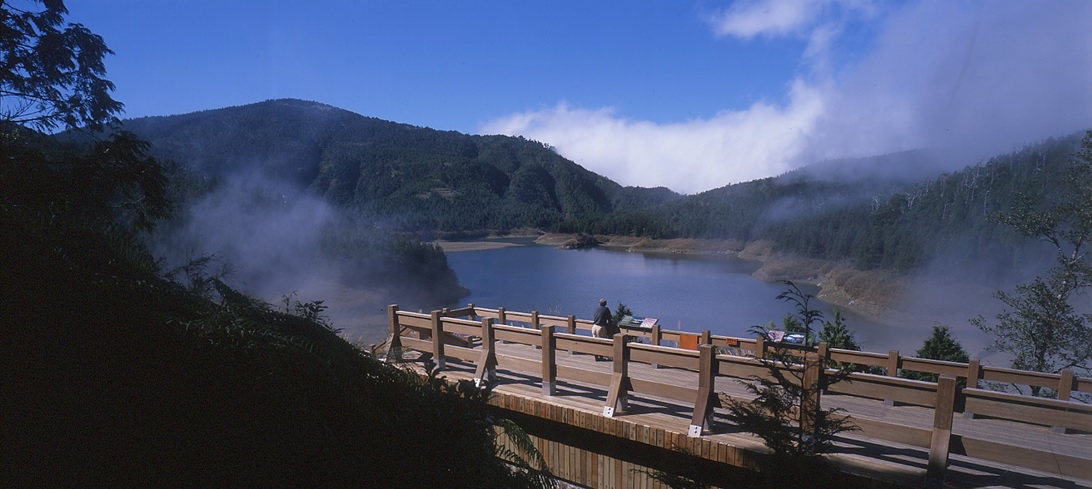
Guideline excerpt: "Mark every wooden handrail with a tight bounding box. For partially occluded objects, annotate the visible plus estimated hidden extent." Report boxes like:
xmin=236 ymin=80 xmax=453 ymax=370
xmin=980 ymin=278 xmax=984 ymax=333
xmin=402 ymin=304 xmax=1092 ymax=395
xmin=386 ymin=304 xmax=1092 ymax=483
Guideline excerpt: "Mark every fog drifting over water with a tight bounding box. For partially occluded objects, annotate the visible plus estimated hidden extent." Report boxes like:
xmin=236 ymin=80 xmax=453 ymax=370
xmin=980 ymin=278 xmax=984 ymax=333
xmin=150 ymin=169 xmax=391 ymax=343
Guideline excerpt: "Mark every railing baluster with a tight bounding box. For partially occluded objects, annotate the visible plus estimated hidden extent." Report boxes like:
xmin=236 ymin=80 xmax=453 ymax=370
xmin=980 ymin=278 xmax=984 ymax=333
xmin=385 ymin=304 xmax=402 ymax=362
xmin=799 ymin=345 xmax=824 ymax=437
xmin=1053 ymin=369 xmax=1075 ymax=433
xmin=604 ymin=333 xmax=631 ymax=417
xmin=884 ymin=350 xmax=900 ymax=406
xmin=542 ymin=325 xmax=557 ymax=396
xmin=689 ymin=344 xmax=718 ymax=437
xmin=926 ymin=375 xmax=957 ymax=488
xmin=430 ymin=309 xmax=445 ymax=371
xmin=474 ymin=317 xmax=497 ymax=386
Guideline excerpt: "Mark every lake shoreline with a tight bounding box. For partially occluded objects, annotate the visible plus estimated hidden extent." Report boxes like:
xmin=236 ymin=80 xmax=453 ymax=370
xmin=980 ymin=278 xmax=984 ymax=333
xmin=432 ymin=233 xmax=1005 ymax=357
xmin=435 ymin=233 xmax=986 ymax=338
xmin=530 ymin=233 xmax=904 ymax=327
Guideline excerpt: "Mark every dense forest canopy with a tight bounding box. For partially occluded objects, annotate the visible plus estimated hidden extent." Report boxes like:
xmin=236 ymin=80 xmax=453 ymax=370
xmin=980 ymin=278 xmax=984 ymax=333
xmin=121 ymin=99 xmax=680 ymax=235
xmin=122 ymin=99 xmax=1087 ymax=282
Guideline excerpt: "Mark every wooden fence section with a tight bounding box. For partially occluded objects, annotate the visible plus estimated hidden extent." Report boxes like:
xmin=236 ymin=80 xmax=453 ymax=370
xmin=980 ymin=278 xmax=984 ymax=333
xmin=386 ymin=304 xmax=1092 ymax=486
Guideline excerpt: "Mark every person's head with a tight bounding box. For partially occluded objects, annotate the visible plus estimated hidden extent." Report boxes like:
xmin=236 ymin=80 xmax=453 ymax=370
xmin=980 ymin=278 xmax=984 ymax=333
xmin=599 ymin=298 xmax=607 ymax=306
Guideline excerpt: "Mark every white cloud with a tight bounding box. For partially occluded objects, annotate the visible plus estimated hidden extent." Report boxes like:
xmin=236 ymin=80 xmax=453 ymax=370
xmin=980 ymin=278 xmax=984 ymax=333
xmin=481 ymin=1 xmax=1092 ymax=195
xmin=481 ymin=82 xmax=826 ymax=194
xmin=807 ymin=1 xmax=1092 ymax=163
xmin=706 ymin=0 xmax=826 ymax=39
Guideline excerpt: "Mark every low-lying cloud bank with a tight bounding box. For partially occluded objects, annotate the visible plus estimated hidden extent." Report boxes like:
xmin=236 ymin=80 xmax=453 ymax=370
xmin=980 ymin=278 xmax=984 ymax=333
xmin=482 ymin=1 xmax=1092 ymax=194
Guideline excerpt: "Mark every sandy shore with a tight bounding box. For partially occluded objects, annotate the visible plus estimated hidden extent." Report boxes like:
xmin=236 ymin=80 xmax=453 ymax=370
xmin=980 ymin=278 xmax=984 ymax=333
xmin=433 ymin=240 xmax=525 ymax=252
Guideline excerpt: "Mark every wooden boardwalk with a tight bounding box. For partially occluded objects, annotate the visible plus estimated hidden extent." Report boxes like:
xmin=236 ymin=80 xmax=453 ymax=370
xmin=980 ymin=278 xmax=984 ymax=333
xmin=407 ymin=340 xmax=1091 ymax=489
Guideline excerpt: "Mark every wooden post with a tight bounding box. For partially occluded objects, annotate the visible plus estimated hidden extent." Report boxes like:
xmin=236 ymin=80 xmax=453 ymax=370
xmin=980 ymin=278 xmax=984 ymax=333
xmin=474 ymin=317 xmax=497 ymax=387
xmin=651 ymin=324 xmax=662 ymax=368
xmin=754 ymin=335 xmax=766 ymax=359
xmin=816 ymin=342 xmax=830 ymax=392
xmin=799 ymin=349 xmax=823 ymax=437
xmin=566 ymin=315 xmax=577 ymax=356
xmin=498 ymin=307 xmax=508 ymax=344
xmin=689 ymin=344 xmax=719 ymax=437
xmin=603 ymin=333 xmax=631 ymax=417
xmin=700 ymin=330 xmax=711 ymax=347
xmin=530 ymin=310 xmax=541 ymax=349
xmin=1053 ymin=369 xmax=1075 ymax=433
xmin=385 ymin=304 xmax=402 ymax=362
xmin=963 ymin=359 xmax=980 ymax=419
xmin=1057 ymin=368 xmax=1074 ymax=400
xmin=430 ymin=310 xmax=446 ymax=371
xmin=466 ymin=303 xmax=476 ymax=320
xmin=542 ymin=325 xmax=557 ymax=396
xmin=884 ymin=350 xmax=900 ymax=406
xmin=885 ymin=349 xmax=900 ymax=376
xmin=926 ymin=375 xmax=957 ymax=488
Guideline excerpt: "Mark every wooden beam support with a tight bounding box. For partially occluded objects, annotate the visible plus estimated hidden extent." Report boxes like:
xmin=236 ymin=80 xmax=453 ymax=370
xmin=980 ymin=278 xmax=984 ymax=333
xmin=385 ymin=304 xmax=403 ymax=362
xmin=542 ymin=325 xmax=557 ymax=396
xmin=925 ymin=375 xmax=956 ymax=488
xmin=430 ymin=309 xmax=446 ymax=371
xmin=531 ymin=310 xmax=541 ymax=349
xmin=604 ymin=333 xmax=631 ymax=417
xmin=689 ymin=344 xmax=719 ymax=437
xmin=799 ymin=348 xmax=823 ymax=437
xmin=650 ymin=324 xmax=663 ymax=368
xmin=884 ymin=349 xmax=900 ymax=406
xmin=963 ymin=359 xmax=981 ymax=418
xmin=474 ymin=317 xmax=497 ymax=387
xmin=1053 ymin=368 xmax=1075 ymax=433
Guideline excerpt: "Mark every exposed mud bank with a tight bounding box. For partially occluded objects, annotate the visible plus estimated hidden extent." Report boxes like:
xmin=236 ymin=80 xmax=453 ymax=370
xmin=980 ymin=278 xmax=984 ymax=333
xmin=536 ymin=234 xmax=904 ymax=325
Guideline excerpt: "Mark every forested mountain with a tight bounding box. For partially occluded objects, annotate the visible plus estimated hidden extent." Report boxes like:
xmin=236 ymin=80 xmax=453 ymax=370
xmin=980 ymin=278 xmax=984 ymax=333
xmin=569 ymin=133 xmax=1086 ymax=278
xmin=120 ymin=98 xmax=1087 ymax=280
xmin=121 ymin=99 xmax=679 ymax=234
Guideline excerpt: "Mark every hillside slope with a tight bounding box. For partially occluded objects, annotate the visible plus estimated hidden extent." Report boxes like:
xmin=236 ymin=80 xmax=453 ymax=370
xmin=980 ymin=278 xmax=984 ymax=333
xmin=122 ymin=99 xmax=679 ymax=233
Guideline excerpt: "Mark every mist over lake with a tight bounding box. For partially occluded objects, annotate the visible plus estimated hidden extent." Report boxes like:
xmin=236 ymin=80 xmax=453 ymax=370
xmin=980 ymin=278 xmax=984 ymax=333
xmin=446 ymin=239 xmax=944 ymax=355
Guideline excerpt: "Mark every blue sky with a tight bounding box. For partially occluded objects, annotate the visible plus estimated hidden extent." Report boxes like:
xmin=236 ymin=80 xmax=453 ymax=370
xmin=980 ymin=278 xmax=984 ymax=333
xmin=66 ymin=1 xmax=1092 ymax=194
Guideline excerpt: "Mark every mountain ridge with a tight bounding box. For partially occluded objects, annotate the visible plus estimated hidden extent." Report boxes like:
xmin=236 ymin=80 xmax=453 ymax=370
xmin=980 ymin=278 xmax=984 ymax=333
xmin=121 ymin=98 xmax=681 ymax=234
xmin=120 ymin=98 xmax=1089 ymax=279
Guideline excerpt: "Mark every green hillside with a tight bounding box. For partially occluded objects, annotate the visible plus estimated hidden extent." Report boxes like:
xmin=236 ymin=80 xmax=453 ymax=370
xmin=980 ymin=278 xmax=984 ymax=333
xmin=122 ymin=99 xmax=680 ymax=234
xmin=659 ymin=134 xmax=1083 ymax=274
xmin=124 ymin=99 xmax=1087 ymax=279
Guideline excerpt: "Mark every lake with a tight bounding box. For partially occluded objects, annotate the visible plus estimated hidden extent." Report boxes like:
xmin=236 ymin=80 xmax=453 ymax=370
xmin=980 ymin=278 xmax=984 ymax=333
xmin=444 ymin=238 xmax=917 ymax=353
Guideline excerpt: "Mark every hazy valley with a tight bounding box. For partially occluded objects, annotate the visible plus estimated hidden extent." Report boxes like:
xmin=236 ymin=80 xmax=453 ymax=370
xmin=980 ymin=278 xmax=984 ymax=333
xmin=111 ymin=99 xmax=1086 ymax=349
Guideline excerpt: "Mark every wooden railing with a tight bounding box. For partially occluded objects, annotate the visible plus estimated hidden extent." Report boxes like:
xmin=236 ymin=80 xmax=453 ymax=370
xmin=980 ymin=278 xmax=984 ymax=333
xmin=385 ymin=304 xmax=1092 ymax=485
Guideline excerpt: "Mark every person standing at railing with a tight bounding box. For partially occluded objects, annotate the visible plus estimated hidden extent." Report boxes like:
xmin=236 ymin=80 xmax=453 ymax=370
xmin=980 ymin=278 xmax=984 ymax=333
xmin=592 ymin=299 xmax=614 ymax=361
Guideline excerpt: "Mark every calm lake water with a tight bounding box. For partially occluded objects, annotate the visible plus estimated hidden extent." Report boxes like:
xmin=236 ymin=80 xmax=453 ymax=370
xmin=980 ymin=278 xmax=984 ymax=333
xmin=445 ymin=238 xmax=910 ymax=352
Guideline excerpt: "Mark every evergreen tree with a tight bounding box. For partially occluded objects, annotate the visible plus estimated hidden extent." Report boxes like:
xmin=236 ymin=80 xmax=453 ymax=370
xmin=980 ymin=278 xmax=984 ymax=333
xmin=903 ymin=325 xmax=969 ymax=383
xmin=973 ymin=131 xmax=1092 ymax=392
xmin=818 ymin=310 xmax=861 ymax=351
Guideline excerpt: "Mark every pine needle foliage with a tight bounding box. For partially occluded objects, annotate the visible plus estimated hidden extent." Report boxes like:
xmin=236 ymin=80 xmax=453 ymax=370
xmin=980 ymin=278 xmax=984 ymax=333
xmin=724 ymin=282 xmax=859 ymax=488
